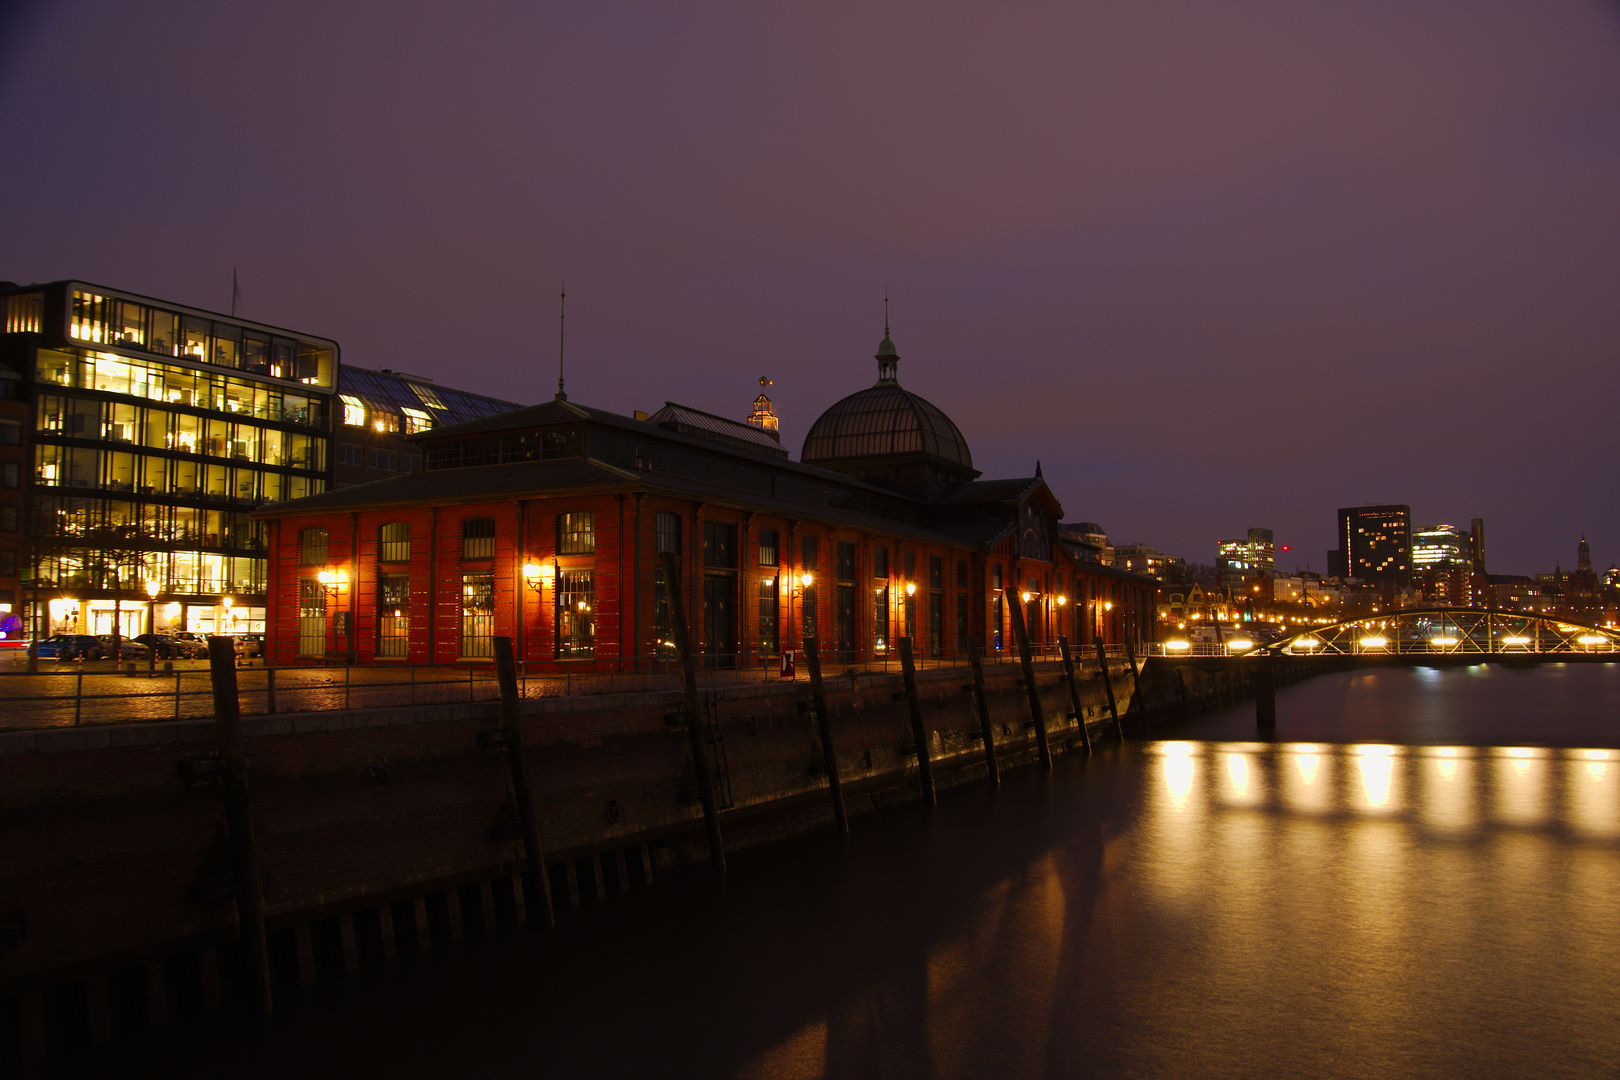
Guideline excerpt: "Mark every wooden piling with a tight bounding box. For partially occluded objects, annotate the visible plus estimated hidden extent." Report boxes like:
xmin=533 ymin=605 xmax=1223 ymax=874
xmin=1007 ymin=598 xmax=1052 ymax=767
xmin=661 ymin=551 xmax=726 ymax=873
xmin=1095 ymin=640 xmax=1124 ymax=741
xmin=1255 ymin=655 xmax=1277 ymax=736
xmin=897 ymin=637 xmax=936 ymax=804
xmin=966 ymin=637 xmax=1001 ymax=782
xmin=802 ymin=632 xmax=849 ymax=833
xmin=1124 ymin=636 xmax=1148 ymax=735
xmin=208 ymin=635 xmax=272 ymax=1016
xmin=1057 ymin=637 xmax=1092 ymax=754
xmin=492 ymin=636 xmax=556 ymax=928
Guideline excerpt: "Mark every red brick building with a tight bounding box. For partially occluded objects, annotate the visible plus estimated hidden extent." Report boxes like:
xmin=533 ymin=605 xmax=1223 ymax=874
xmin=255 ymin=332 xmax=1156 ymax=668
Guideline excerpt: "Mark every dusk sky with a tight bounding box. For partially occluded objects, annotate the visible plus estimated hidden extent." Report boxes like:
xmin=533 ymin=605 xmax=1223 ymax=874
xmin=4 ymin=1 xmax=1618 ymax=576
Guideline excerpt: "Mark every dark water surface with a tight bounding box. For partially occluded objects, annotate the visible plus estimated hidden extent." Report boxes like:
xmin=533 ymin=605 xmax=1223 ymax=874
xmin=79 ymin=664 xmax=1620 ymax=1078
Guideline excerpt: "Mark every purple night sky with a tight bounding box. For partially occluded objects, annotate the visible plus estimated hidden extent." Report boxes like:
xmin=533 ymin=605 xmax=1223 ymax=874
xmin=4 ymin=1 xmax=1618 ymax=576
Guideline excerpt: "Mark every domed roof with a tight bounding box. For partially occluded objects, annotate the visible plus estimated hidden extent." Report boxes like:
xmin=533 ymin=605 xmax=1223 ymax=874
xmin=801 ymin=382 xmax=974 ymax=470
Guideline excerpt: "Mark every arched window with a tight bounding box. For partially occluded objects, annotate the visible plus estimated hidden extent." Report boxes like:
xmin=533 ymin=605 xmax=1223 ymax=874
xmin=299 ymin=527 xmax=328 ymax=567
xmin=462 ymin=517 xmax=495 ymax=559
xmin=379 ymin=522 xmax=410 ymax=563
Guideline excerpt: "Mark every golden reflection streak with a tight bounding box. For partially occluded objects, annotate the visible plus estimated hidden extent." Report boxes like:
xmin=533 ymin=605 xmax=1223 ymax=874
xmin=1352 ymin=745 xmax=1400 ymax=810
xmin=1420 ymin=753 xmax=1474 ymax=833
xmin=1567 ymin=751 xmax=1620 ymax=837
xmin=1146 ymin=743 xmax=1207 ymax=904
xmin=1285 ymin=751 xmax=1328 ymax=813
xmin=1491 ymin=749 xmax=1547 ymax=825
xmin=1221 ymin=752 xmax=1257 ymax=805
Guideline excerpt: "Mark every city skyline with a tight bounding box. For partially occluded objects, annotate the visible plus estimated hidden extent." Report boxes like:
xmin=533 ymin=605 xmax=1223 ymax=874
xmin=3 ymin=1 xmax=1618 ymax=573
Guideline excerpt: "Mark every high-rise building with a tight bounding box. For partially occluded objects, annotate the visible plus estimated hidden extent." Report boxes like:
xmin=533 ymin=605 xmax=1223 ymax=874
xmin=1412 ymin=524 xmax=1469 ymax=570
xmin=1217 ymin=527 xmax=1274 ymax=589
xmin=0 ymin=280 xmax=337 ymax=640
xmin=1338 ymin=504 xmax=1411 ymax=588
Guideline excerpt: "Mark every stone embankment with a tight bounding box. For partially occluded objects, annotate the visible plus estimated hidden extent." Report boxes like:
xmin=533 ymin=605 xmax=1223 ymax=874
xmin=0 ymin=651 xmax=1337 ymax=1064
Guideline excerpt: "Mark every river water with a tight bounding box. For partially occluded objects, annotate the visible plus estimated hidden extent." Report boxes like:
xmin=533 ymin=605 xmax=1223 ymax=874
xmin=81 ymin=663 xmax=1620 ymax=1078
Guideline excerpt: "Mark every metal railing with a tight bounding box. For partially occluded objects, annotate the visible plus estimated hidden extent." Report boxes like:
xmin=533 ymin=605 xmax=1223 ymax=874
xmin=0 ymin=641 xmax=1149 ymax=731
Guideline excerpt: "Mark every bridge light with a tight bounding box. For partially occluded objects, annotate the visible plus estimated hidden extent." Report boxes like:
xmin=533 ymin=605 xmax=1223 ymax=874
xmin=1432 ymin=636 xmax=1459 ymax=647
xmin=1228 ymin=639 xmax=1255 ymax=651
xmin=1501 ymin=635 xmax=1530 ymax=646
xmin=1577 ymin=635 xmax=1608 ymax=646
xmin=1165 ymin=640 xmax=1191 ymax=651
xmin=1359 ymin=636 xmax=1388 ymax=649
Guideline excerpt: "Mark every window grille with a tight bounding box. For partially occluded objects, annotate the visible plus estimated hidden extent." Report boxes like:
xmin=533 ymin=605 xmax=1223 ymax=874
xmin=462 ymin=517 xmax=495 ymax=559
xmin=558 ymin=511 xmax=595 ymax=556
xmin=299 ymin=527 xmax=328 ymax=567
xmin=377 ymin=573 xmax=409 ymax=657
xmin=298 ymin=578 xmax=326 ymax=656
xmin=556 ymin=569 xmax=594 ymax=657
xmin=758 ymin=528 xmax=779 ymax=567
xmin=379 ymin=522 xmax=409 ymax=563
xmin=655 ymin=512 xmax=681 ymax=555
xmin=460 ymin=572 xmax=494 ymax=658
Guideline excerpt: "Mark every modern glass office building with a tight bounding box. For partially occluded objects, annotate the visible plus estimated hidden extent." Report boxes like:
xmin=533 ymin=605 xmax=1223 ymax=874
xmin=0 ymin=280 xmax=336 ymax=639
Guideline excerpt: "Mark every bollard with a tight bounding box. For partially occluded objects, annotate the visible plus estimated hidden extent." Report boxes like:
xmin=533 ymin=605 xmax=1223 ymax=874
xmin=661 ymin=551 xmax=725 ymax=873
xmin=1007 ymin=599 xmax=1051 ymax=767
xmin=966 ymin=637 xmax=1000 ymax=783
xmin=493 ymin=637 xmax=556 ymax=928
xmin=1255 ymin=655 xmax=1277 ymax=736
xmin=266 ymin=666 xmax=276 ymax=715
xmin=1057 ymin=637 xmax=1092 ymax=754
xmin=897 ymin=637 xmax=936 ymax=804
xmin=802 ymin=633 xmax=848 ymax=833
xmin=207 ymin=636 xmax=272 ymax=1016
xmin=1095 ymin=641 xmax=1124 ymax=741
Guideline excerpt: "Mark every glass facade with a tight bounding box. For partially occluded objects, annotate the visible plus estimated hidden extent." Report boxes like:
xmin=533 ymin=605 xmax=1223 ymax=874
xmin=16 ymin=285 xmax=336 ymax=632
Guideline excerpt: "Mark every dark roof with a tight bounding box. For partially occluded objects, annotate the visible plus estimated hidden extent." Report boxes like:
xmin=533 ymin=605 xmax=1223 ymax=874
xmin=931 ymin=478 xmax=1041 ymax=506
xmin=645 ymin=402 xmax=788 ymax=459
xmin=340 ymin=366 xmax=521 ymax=429
xmin=802 ymin=383 xmax=974 ymax=470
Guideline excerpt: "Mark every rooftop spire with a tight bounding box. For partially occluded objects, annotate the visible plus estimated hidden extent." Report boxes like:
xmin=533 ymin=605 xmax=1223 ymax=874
xmin=556 ymin=282 xmax=567 ymax=401
xmin=875 ymin=289 xmax=899 ymax=384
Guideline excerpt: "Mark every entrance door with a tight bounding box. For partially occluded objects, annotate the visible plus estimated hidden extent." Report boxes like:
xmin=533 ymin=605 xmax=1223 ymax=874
xmin=703 ymin=573 xmax=736 ymax=668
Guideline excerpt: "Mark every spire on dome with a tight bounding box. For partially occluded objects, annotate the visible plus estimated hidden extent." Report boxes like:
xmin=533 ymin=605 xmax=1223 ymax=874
xmin=876 ymin=289 xmax=899 ymax=384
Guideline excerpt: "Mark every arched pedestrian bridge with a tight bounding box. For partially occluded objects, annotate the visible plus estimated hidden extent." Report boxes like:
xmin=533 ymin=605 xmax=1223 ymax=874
xmin=1261 ymin=609 xmax=1620 ymax=657
xmin=1147 ymin=609 xmax=1620 ymax=658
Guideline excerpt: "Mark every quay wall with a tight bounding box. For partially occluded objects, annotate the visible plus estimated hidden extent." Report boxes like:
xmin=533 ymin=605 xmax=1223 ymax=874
xmin=0 ymin=654 xmax=1298 ymax=1061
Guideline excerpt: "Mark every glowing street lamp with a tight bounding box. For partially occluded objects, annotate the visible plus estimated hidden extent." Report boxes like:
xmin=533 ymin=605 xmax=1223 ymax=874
xmin=144 ymin=579 xmax=160 ymax=673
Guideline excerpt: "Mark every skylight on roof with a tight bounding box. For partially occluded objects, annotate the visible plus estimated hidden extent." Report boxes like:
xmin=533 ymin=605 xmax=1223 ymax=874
xmin=412 ymin=383 xmax=445 ymax=410
xmin=340 ymin=395 xmax=366 ymax=426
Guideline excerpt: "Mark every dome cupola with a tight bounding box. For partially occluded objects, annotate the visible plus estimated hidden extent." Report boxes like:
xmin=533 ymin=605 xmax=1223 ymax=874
xmin=801 ymin=321 xmax=977 ymax=498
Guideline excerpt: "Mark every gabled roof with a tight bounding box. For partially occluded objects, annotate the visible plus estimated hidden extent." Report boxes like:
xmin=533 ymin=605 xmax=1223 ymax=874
xmin=645 ymin=402 xmax=788 ymax=459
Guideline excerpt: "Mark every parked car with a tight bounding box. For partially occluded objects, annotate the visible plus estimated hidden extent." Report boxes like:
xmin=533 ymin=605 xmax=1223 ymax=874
xmin=98 ymin=636 xmax=150 ymax=661
xmin=133 ymin=634 xmax=205 ymax=660
xmin=235 ymin=634 xmax=264 ymax=658
xmin=34 ymin=635 xmax=106 ymax=661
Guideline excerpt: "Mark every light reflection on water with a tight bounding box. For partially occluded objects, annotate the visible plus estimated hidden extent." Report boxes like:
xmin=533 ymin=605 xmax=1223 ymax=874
xmin=1141 ymin=740 xmax=1613 ymax=837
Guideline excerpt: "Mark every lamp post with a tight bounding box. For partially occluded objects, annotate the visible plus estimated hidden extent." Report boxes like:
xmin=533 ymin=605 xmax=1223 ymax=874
xmin=797 ymin=571 xmax=814 ymax=638
xmin=522 ymin=561 xmax=547 ymax=662
xmin=145 ymin=579 xmax=160 ymax=674
xmin=317 ymin=568 xmax=348 ymax=658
